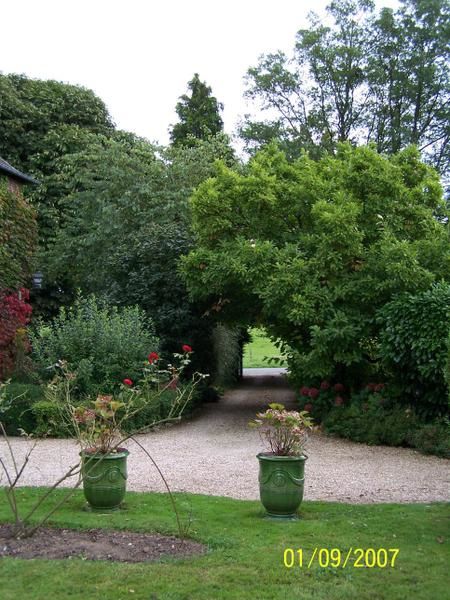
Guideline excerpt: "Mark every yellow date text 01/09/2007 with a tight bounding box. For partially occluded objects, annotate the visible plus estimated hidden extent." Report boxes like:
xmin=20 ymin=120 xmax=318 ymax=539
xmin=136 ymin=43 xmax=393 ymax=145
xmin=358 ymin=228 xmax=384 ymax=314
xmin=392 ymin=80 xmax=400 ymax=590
xmin=283 ymin=548 xmax=400 ymax=569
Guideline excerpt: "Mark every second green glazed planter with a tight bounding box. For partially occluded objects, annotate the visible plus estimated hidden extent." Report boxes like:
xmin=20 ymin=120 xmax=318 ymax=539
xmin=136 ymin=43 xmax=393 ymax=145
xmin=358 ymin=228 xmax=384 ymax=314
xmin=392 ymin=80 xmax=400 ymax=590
xmin=257 ymin=453 xmax=307 ymax=519
xmin=80 ymin=449 xmax=129 ymax=511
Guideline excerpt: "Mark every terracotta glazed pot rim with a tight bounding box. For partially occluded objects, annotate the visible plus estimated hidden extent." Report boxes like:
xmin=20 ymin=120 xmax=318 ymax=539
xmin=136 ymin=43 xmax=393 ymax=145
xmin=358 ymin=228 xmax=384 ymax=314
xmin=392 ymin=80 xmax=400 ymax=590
xmin=80 ymin=447 xmax=129 ymax=458
xmin=257 ymin=452 xmax=307 ymax=461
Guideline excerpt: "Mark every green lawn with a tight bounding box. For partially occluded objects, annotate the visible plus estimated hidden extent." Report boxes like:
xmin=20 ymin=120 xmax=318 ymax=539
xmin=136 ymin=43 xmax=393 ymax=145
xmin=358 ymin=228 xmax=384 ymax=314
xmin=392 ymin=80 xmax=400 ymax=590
xmin=0 ymin=488 xmax=448 ymax=599
xmin=243 ymin=328 xmax=286 ymax=368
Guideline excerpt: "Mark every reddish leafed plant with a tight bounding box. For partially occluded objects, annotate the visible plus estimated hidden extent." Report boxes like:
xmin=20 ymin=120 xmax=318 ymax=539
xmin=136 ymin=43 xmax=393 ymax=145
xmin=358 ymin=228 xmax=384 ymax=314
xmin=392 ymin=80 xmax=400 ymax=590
xmin=0 ymin=289 xmax=32 ymax=379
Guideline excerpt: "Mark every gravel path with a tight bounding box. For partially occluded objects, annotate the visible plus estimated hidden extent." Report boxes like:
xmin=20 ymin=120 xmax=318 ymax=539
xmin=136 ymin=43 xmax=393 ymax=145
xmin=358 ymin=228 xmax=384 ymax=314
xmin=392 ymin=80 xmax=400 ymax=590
xmin=1 ymin=372 xmax=449 ymax=503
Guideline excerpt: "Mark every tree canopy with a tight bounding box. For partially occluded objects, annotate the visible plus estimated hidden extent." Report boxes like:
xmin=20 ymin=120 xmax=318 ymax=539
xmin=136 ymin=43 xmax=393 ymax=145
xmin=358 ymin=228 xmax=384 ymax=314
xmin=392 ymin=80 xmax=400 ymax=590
xmin=170 ymin=73 xmax=224 ymax=147
xmin=43 ymin=132 xmax=235 ymax=368
xmin=181 ymin=143 xmax=449 ymax=384
xmin=241 ymin=0 xmax=450 ymax=179
xmin=0 ymin=73 xmax=114 ymax=173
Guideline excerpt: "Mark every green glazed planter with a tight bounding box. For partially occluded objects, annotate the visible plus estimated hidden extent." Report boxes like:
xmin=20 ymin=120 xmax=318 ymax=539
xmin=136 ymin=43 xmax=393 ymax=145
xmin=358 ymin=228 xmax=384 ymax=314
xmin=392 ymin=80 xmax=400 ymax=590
xmin=257 ymin=453 xmax=307 ymax=519
xmin=80 ymin=449 xmax=129 ymax=512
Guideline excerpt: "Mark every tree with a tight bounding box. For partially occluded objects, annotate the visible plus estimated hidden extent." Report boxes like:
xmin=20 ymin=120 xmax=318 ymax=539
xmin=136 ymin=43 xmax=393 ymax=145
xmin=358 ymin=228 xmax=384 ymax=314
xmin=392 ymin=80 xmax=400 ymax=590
xmin=241 ymin=0 xmax=450 ymax=179
xmin=0 ymin=73 xmax=118 ymax=316
xmin=181 ymin=143 xmax=449 ymax=385
xmin=43 ymin=133 xmax=237 ymax=371
xmin=0 ymin=73 xmax=114 ymax=174
xmin=170 ymin=74 xmax=224 ymax=147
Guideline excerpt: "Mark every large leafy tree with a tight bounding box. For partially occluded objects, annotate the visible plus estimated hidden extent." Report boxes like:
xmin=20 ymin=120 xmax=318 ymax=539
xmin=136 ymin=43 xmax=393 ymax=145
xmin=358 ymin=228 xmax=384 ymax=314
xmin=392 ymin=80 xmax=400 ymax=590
xmin=170 ymin=73 xmax=224 ymax=147
xmin=181 ymin=143 xmax=449 ymax=385
xmin=0 ymin=73 xmax=116 ymax=314
xmin=0 ymin=73 xmax=114 ymax=173
xmin=44 ymin=133 xmax=236 ymax=369
xmin=241 ymin=0 xmax=450 ymax=179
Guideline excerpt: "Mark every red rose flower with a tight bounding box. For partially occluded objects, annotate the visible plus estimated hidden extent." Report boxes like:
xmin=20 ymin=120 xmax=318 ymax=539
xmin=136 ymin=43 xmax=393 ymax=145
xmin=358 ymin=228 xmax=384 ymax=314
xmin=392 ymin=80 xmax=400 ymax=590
xmin=304 ymin=403 xmax=313 ymax=412
xmin=182 ymin=344 xmax=193 ymax=353
xmin=334 ymin=383 xmax=345 ymax=392
xmin=148 ymin=351 xmax=159 ymax=364
xmin=300 ymin=386 xmax=310 ymax=397
xmin=334 ymin=396 xmax=344 ymax=406
xmin=123 ymin=378 xmax=133 ymax=386
xmin=308 ymin=387 xmax=319 ymax=399
xmin=374 ymin=383 xmax=385 ymax=392
xmin=320 ymin=381 xmax=330 ymax=390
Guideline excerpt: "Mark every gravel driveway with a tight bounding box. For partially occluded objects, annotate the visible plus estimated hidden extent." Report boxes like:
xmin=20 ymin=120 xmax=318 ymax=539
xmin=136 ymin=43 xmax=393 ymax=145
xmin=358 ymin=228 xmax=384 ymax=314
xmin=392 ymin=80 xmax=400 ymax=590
xmin=1 ymin=372 xmax=449 ymax=503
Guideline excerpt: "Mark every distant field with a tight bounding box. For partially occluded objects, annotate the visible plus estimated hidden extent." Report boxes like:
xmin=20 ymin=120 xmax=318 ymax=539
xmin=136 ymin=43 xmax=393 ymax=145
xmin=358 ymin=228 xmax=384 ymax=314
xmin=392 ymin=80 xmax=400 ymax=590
xmin=243 ymin=328 xmax=286 ymax=368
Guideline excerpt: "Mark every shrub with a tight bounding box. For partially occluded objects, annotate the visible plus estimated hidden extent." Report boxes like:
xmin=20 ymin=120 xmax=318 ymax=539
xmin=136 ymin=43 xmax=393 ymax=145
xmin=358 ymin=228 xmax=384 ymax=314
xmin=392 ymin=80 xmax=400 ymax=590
xmin=411 ymin=421 xmax=450 ymax=459
xmin=30 ymin=295 xmax=158 ymax=396
xmin=323 ymin=399 xmax=419 ymax=448
xmin=0 ymin=289 xmax=33 ymax=379
xmin=297 ymin=383 xmax=338 ymax=422
xmin=121 ymin=386 xmax=201 ymax=433
xmin=0 ymin=382 xmax=44 ymax=435
xmin=32 ymin=398 xmax=72 ymax=437
xmin=377 ymin=283 xmax=450 ymax=418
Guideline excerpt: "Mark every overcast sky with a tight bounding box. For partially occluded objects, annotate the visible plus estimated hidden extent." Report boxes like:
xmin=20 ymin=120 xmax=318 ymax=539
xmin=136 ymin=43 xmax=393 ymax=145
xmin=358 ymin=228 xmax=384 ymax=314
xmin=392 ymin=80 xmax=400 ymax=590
xmin=1 ymin=0 xmax=399 ymax=147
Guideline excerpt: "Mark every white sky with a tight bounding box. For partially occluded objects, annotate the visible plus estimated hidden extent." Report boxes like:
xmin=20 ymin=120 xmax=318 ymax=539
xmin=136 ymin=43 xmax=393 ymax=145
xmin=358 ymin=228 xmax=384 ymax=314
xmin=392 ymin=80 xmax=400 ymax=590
xmin=1 ymin=0 xmax=399 ymax=147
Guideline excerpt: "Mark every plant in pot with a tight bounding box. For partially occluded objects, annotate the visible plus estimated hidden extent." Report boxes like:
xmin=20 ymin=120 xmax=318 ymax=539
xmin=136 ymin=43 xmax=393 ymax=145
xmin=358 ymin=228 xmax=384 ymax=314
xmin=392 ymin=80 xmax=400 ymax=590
xmin=45 ymin=346 xmax=205 ymax=512
xmin=74 ymin=394 xmax=130 ymax=512
xmin=250 ymin=403 xmax=313 ymax=519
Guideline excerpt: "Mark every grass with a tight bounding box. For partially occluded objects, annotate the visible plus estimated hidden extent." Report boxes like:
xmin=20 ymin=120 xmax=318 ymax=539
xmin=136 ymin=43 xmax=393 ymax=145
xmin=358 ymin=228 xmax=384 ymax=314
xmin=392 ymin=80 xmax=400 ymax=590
xmin=0 ymin=487 xmax=448 ymax=599
xmin=243 ymin=328 xmax=286 ymax=368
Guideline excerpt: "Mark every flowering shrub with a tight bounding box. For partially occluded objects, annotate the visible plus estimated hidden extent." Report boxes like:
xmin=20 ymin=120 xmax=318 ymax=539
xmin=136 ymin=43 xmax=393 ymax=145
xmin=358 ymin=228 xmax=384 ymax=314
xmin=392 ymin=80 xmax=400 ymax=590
xmin=0 ymin=289 xmax=32 ymax=379
xmin=45 ymin=347 xmax=207 ymax=453
xmin=297 ymin=381 xmax=388 ymax=422
xmin=249 ymin=403 xmax=313 ymax=456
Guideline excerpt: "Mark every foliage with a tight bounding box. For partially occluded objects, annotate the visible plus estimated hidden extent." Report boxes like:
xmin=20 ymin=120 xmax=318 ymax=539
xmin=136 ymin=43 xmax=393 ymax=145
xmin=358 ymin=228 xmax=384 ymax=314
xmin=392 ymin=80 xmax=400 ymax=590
xmin=0 ymin=382 xmax=43 ymax=435
xmin=322 ymin=393 xmax=419 ymax=446
xmin=1 ymin=491 xmax=448 ymax=600
xmin=0 ymin=73 xmax=115 ymax=318
xmin=249 ymin=403 xmax=313 ymax=456
xmin=43 ymin=134 xmax=237 ymax=372
xmin=322 ymin=396 xmax=449 ymax=458
xmin=43 ymin=348 xmax=203 ymax=453
xmin=297 ymin=380 xmax=352 ymax=422
xmin=0 ymin=73 xmax=113 ymax=173
xmin=0 ymin=181 xmax=37 ymax=290
xmin=411 ymin=420 xmax=450 ymax=458
xmin=0 ymin=289 xmax=33 ymax=379
xmin=181 ymin=143 xmax=449 ymax=385
xmin=30 ymin=296 xmax=158 ymax=396
xmin=241 ymin=0 xmax=450 ymax=178
xmin=377 ymin=283 xmax=450 ymax=417
xmin=211 ymin=324 xmax=242 ymax=386
xmin=170 ymin=73 xmax=224 ymax=147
